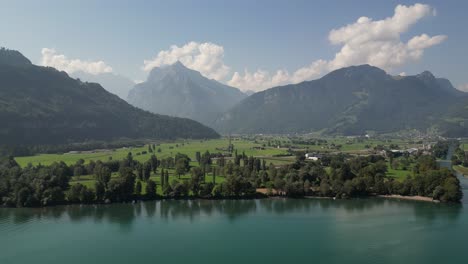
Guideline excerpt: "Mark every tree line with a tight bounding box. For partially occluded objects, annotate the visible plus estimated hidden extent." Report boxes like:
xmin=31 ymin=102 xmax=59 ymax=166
xmin=0 ymin=149 xmax=463 ymax=207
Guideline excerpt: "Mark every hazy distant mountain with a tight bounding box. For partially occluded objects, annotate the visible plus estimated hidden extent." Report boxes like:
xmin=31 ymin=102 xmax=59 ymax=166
xmin=0 ymin=48 xmax=219 ymax=145
xmin=128 ymin=61 xmax=246 ymax=126
xmin=72 ymin=71 xmax=135 ymax=100
xmin=215 ymin=64 xmax=468 ymax=136
xmin=243 ymin=90 xmax=256 ymax=96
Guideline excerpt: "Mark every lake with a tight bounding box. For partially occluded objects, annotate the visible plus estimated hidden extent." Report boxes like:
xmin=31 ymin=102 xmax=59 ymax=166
xmin=1 ymin=147 xmax=467 ymax=264
xmin=1 ymin=192 xmax=467 ymax=264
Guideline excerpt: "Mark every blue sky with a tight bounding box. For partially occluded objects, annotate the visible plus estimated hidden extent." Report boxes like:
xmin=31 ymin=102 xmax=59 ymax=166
xmin=0 ymin=0 xmax=466 ymax=91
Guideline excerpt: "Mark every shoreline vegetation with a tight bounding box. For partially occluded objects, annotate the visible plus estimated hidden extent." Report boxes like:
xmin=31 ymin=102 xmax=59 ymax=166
xmin=0 ymin=138 xmax=464 ymax=208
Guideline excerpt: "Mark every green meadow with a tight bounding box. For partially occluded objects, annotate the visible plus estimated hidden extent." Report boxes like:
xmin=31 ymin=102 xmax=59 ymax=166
xmin=14 ymin=138 xmax=288 ymax=167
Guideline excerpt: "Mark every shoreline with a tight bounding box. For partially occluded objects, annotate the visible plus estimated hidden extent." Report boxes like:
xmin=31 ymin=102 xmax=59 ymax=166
xmin=376 ymin=194 xmax=437 ymax=203
xmin=1 ymin=192 xmax=443 ymax=209
xmin=256 ymin=188 xmax=437 ymax=203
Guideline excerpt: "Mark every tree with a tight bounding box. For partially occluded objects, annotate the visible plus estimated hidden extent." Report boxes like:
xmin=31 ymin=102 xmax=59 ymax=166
xmin=212 ymin=167 xmax=216 ymax=184
xmin=160 ymin=168 xmax=165 ymax=187
xmin=175 ymin=158 xmax=188 ymax=178
xmin=135 ymin=181 xmax=142 ymax=196
xmin=143 ymin=162 xmax=152 ymax=181
xmin=274 ymin=177 xmax=285 ymax=195
xmin=163 ymin=181 xmax=172 ymax=196
xmin=304 ymin=179 xmax=311 ymax=194
xmin=67 ymin=183 xmax=94 ymax=204
xmin=95 ymin=181 xmax=105 ymax=202
xmin=190 ymin=167 xmax=204 ymax=196
xmin=440 ymin=177 xmax=463 ymax=202
xmin=319 ymin=180 xmax=332 ymax=196
xmin=68 ymin=184 xmax=84 ymax=203
xmin=195 ymin=151 xmax=201 ymax=164
xmin=136 ymin=163 xmax=144 ymax=181
xmin=106 ymin=167 xmax=136 ymax=202
xmin=146 ymin=180 xmax=157 ymax=198
xmin=200 ymin=182 xmax=214 ymax=197
xmin=73 ymin=166 xmax=84 ymax=179
xmin=200 ymin=151 xmax=212 ymax=167
xmin=94 ymin=165 xmax=111 ymax=187
xmin=234 ymin=150 xmax=241 ymax=166
xmin=149 ymin=155 xmax=158 ymax=173
xmin=165 ymin=170 xmax=170 ymax=186
xmin=218 ymin=155 xmax=225 ymax=167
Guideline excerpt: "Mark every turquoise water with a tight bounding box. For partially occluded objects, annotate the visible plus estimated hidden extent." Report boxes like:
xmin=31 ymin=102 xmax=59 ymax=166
xmin=0 ymin=195 xmax=467 ymax=264
xmin=2 ymin=149 xmax=467 ymax=264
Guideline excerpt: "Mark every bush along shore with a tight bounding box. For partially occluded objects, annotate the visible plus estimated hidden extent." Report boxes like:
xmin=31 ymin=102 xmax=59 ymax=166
xmin=0 ymin=150 xmax=463 ymax=208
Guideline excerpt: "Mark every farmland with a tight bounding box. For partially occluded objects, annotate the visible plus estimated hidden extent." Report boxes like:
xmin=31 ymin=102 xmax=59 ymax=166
xmin=14 ymin=138 xmax=289 ymax=167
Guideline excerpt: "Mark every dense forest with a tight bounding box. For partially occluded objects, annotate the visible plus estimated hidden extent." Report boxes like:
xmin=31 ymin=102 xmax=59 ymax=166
xmin=0 ymin=148 xmax=462 ymax=207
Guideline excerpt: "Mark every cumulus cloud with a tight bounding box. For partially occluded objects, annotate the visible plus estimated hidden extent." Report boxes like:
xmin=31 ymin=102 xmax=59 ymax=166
xmin=228 ymin=3 xmax=447 ymax=91
xmin=457 ymin=84 xmax=468 ymax=92
xmin=143 ymin=42 xmax=230 ymax=81
xmin=41 ymin=48 xmax=113 ymax=75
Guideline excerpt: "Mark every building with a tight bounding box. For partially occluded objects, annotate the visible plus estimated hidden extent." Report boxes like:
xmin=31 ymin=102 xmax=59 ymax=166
xmin=305 ymin=153 xmax=322 ymax=161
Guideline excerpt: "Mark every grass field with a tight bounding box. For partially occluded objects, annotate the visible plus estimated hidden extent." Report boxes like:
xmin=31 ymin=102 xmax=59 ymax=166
xmin=14 ymin=136 xmax=423 ymax=167
xmin=386 ymin=167 xmax=412 ymax=181
xmin=14 ymin=138 xmax=289 ymax=167
xmin=385 ymin=160 xmax=413 ymax=181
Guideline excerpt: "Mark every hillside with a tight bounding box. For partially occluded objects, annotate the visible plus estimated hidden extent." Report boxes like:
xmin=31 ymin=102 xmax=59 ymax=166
xmin=215 ymin=65 xmax=468 ymax=136
xmin=128 ymin=61 xmax=246 ymax=126
xmin=0 ymin=48 xmax=219 ymax=145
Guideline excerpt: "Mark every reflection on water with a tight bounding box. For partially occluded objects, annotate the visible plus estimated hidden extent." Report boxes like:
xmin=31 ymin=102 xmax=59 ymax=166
xmin=0 ymin=198 xmax=463 ymax=232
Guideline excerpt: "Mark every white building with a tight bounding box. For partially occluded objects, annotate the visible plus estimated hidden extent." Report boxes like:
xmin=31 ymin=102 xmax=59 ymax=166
xmin=305 ymin=153 xmax=322 ymax=161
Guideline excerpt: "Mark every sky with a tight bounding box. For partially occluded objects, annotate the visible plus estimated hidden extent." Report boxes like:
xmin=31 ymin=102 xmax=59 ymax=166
xmin=0 ymin=0 xmax=467 ymax=92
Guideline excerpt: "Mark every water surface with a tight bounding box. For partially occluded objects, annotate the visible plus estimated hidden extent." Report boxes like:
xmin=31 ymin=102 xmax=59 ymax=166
xmin=0 ymin=197 xmax=467 ymax=264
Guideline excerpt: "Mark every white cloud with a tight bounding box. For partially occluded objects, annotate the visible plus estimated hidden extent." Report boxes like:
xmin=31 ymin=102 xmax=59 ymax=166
xmin=41 ymin=48 xmax=113 ymax=75
xmin=228 ymin=3 xmax=447 ymax=91
xmin=228 ymin=69 xmax=291 ymax=91
xmin=457 ymin=84 xmax=468 ymax=92
xmin=143 ymin=42 xmax=230 ymax=81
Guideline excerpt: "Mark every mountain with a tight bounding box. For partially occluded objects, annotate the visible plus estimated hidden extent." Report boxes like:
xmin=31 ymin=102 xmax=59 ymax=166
xmin=0 ymin=48 xmax=31 ymax=66
xmin=215 ymin=64 xmax=468 ymax=136
xmin=128 ymin=61 xmax=246 ymax=126
xmin=0 ymin=48 xmax=219 ymax=145
xmin=243 ymin=90 xmax=256 ymax=96
xmin=71 ymin=71 xmax=135 ymax=100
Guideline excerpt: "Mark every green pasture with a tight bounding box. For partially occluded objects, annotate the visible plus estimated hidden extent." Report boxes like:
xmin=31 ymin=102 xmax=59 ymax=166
xmin=15 ymin=138 xmax=289 ymax=167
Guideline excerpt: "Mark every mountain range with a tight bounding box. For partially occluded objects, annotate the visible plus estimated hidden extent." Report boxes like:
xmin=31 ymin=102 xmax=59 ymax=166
xmin=2 ymin=46 xmax=468 ymax=142
xmin=214 ymin=65 xmax=468 ymax=136
xmin=128 ymin=61 xmax=246 ymax=126
xmin=0 ymin=48 xmax=219 ymax=145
